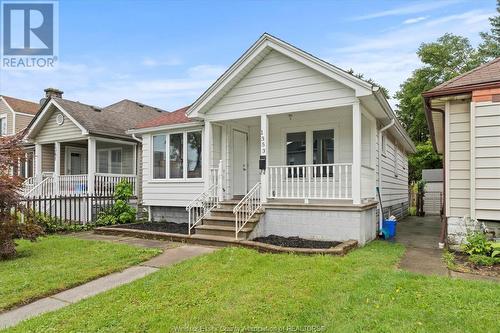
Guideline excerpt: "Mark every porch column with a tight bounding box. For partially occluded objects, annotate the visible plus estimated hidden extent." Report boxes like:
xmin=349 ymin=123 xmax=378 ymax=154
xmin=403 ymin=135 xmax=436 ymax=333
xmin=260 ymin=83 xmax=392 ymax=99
xmin=203 ymin=120 xmax=212 ymax=191
xmin=260 ymin=114 xmax=269 ymax=203
xmin=34 ymin=143 xmax=42 ymax=179
xmin=352 ymin=101 xmax=362 ymax=205
xmin=88 ymin=137 xmax=96 ymax=194
xmin=54 ymin=142 xmax=61 ymax=195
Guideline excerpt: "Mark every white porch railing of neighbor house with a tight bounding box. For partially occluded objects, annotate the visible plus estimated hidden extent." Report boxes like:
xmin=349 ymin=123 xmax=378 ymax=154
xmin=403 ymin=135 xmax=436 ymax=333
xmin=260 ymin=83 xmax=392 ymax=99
xmin=267 ymin=163 xmax=353 ymax=201
xmin=59 ymin=175 xmax=88 ymax=195
xmin=95 ymin=173 xmax=137 ymax=196
xmin=361 ymin=165 xmax=376 ymax=200
xmin=233 ymin=182 xmax=261 ymax=239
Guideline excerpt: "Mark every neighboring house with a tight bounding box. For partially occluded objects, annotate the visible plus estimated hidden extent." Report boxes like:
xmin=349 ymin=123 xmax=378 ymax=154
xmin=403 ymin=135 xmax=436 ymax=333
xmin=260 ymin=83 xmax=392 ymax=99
xmin=423 ymin=57 xmax=500 ymax=245
xmin=0 ymin=95 xmax=39 ymax=177
xmin=422 ymin=169 xmax=443 ymax=215
xmin=129 ymin=34 xmax=415 ymax=245
xmin=23 ymin=88 xmax=165 ymax=199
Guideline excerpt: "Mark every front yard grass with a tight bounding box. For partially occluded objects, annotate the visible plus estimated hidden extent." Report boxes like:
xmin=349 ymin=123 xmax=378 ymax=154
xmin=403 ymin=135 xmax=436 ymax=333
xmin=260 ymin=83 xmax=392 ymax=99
xmin=5 ymin=241 xmax=500 ymax=333
xmin=0 ymin=235 xmax=160 ymax=311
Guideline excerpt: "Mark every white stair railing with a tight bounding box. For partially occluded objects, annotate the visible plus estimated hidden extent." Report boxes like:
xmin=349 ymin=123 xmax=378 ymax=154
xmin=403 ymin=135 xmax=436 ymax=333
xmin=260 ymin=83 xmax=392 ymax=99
xmin=24 ymin=176 xmax=54 ymax=198
xmin=22 ymin=176 xmax=36 ymax=196
xmin=186 ymin=183 xmax=219 ymax=235
xmin=233 ymin=182 xmax=261 ymax=239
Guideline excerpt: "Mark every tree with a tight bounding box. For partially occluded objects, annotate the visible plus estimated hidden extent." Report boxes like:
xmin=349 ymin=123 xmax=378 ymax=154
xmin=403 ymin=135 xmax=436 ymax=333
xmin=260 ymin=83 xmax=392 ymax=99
xmin=0 ymin=135 xmax=43 ymax=259
xmin=347 ymin=69 xmax=390 ymax=99
xmin=408 ymin=140 xmax=442 ymax=184
xmin=479 ymin=0 xmax=500 ymax=59
xmin=395 ymin=34 xmax=483 ymax=144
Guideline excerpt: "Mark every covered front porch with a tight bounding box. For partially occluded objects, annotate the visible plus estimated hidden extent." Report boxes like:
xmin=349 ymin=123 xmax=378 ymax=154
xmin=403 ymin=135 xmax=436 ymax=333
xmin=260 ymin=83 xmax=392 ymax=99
xmin=24 ymin=137 xmax=138 ymax=197
xmin=205 ymin=104 xmax=377 ymax=205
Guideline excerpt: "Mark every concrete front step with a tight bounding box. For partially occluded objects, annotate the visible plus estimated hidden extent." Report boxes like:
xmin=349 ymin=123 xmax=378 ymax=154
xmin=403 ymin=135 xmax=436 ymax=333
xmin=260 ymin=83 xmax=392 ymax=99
xmin=210 ymin=208 xmax=264 ymax=219
xmin=203 ymin=218 xmax=258 ymax=229
xmin=195 ymin=224 xmax=252 ymax=239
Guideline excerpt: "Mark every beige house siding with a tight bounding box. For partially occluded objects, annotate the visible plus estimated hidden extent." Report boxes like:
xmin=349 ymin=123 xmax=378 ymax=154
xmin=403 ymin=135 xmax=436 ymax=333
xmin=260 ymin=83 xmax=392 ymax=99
xmin=35 ymin=108 xmax=83 ymax=143
xmin=41 ymin=143 xmax=55 ymax=173
xmin=208 ymin=50 xmax=355 ymax=118
xmin=0 ymin=99 xmax=14 ymax=135
xmin=475 ymin=102 xmax=500 ymax=220
xmin=448 ymin=100 xmax=471 ymax=218
xmin=15 ymin=113 xmax=34 ymax=133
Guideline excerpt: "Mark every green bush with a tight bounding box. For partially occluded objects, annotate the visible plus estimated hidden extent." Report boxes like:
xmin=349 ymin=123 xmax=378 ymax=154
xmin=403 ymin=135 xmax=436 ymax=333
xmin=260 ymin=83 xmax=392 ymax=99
xmin=461 ymin=231 xmax=492 ymax=256
xmin=34 ymin=212 xmax=91 ymax=233
xmin=469 ymin=254 xmax=499 ymax=266
xmin=96 ymin=180 xmax=136 ymax=226
xmin=408 ymin=207 xmax=417 ymax=216
xmin=491 ymin=242 xmax=500 ymax=258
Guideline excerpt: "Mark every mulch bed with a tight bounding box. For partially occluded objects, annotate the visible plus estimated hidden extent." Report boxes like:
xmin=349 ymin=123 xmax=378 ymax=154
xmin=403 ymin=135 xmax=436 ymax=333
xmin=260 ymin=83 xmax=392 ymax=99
xmin=252 ymin=235 xmax=340 ymax=249
xmin=452 ymin=253 xmax=500 ymax=278
xmin=114 ymin=222 xmax=189 ymax=235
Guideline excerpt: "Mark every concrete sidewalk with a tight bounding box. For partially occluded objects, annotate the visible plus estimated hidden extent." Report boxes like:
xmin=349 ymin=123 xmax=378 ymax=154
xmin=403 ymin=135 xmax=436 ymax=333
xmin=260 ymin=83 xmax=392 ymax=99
xmin=0 ymin=240 xmax=216 ymax=329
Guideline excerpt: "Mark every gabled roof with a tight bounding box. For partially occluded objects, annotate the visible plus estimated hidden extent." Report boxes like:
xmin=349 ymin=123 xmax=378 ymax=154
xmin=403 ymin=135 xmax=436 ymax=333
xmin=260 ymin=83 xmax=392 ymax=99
xmin=27 ymin=97 xmax=166 ymax=140
xmin=133 ymin=106 xmax=193 ymax=129
xmin=186 ymin=33 xmax=375 ymax=117
xmin=0 ymin=95 xmax=39 ymax=115
xmin=423 ymin=57 xmax=500 ymax=97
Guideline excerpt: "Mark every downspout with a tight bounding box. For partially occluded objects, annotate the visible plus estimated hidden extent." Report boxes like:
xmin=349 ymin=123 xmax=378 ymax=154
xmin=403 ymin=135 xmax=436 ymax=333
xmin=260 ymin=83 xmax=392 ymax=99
xmin=424 ymin=97 xmax=447 ymax=247
xmin=377 ymin=119 xmax=395 ymax=233
xmin=131 ymin=133 xmax=142 ymax=143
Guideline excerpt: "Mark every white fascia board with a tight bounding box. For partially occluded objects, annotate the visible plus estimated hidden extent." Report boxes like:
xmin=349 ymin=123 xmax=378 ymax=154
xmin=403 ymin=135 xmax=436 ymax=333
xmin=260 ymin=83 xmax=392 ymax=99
xmin=127 ymin=121 xmax=204 ymax=134
xmin=26 ymin=99 xmax=89 ymax=139
xmin=186 ymin=34 xmax=373 ymax=118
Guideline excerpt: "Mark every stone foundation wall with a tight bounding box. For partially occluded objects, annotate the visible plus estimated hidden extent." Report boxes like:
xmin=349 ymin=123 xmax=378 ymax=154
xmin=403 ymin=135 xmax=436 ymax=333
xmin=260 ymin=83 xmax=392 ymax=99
xmin=150 ymin=206 xmax=188 ymax=224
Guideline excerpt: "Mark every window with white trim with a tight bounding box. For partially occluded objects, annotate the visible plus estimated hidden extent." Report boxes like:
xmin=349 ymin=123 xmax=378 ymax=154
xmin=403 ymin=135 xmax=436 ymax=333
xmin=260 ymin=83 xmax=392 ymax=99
xmin=0 ymin=116 xmax=7 ymax=136
xmin=152 ymin=129 xmax=202 ymax=180
xmin=97 ymin=148 xmax=122 ymax=174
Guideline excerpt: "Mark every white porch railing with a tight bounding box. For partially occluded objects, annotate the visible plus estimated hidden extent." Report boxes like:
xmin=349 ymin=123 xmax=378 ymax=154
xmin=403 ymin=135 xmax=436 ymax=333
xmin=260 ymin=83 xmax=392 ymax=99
xmin=22 ymin=176 xmax=36 ymax=196
xmin=233 ymin=182 xmax=261 ymax=239
xmin=59 ymin=175 xmax=88 ymax=195
xmin=267 ymin=163 xmax=352 ymax=201
xmin=95 ymin=173 xmax=137 ymax=196
xmin=24 ymin=176 xmax=54 ymax=198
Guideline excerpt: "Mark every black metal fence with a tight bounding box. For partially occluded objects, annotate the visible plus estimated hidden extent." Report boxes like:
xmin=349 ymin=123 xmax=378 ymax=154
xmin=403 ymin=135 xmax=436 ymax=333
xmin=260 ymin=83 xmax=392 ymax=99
xmin=11 ymin=194 xmax=116 ymax=228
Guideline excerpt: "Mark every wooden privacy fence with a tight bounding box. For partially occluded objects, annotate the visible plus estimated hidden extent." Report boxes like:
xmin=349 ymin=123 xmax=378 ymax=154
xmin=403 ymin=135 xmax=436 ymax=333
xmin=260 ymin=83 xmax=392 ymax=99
xmin=11 ymin=194 xmax=117 ymax=227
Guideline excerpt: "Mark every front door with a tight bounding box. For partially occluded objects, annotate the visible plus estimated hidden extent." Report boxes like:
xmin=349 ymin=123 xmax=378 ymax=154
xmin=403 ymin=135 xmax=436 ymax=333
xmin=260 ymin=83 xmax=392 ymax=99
xmin=70 ymin=153 xmax=82 ymax=174
xmin=232 ymin=130 xmax=248 ymax=197
xmin=66 ymin=147 xmax=87 ymax=175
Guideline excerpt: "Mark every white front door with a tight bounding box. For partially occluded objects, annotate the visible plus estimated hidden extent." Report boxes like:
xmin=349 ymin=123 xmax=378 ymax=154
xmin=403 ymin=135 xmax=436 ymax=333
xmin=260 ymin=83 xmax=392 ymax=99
xmin=232 ymin=130 xmax=247 ymax=196
xmin=65 ymin=147 xmax=87 ymax=175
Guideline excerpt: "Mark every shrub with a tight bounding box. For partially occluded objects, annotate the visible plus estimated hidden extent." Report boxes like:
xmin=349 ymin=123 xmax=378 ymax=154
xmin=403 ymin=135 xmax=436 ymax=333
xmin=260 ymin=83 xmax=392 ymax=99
xmin=408 ymin=207 xmax=417 ymax=216
xmin=34 ymin=211 xmax=91 ymax=233
xmin=96 ymin=180 xmax=136 ymax=226
xmin=461 ymin=231 xmax=492 ymax=256
xmin=469 ymin=254 xmax=499 ymax=267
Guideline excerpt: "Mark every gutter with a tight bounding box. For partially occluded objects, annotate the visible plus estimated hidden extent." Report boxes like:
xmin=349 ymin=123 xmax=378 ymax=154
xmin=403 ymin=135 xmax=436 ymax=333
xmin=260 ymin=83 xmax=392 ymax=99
xmin=377 ymin=119 xmax=395 ymax=234
xmin=131 ymin=133 xmax=142 ymax=143
xmin=424 ymin=96 xmax=447 ymax=248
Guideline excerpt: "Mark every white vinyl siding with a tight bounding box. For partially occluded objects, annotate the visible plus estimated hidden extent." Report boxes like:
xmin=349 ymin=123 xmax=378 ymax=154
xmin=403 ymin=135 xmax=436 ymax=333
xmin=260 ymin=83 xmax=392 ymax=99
xmin=36 ymin=108 xmax=82 ymax=142
xmin=15 ymin=113 xmax=34 ymax=133
xmin=141 ymin=133 xmax=205 ymax=207
xmin=448 ymin=101 xmax=471 ymax=218
xmin=207 ymin=50 xmax=355 ymax=118
xmin=474 ymin=103 xmax=500 ymax=220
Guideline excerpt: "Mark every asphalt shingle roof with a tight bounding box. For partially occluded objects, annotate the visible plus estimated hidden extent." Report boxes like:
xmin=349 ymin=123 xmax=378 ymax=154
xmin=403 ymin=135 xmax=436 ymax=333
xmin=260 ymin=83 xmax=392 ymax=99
xmin=133 ymin=106 xmax=193 ymax=129
xmin=1 ymin=95 xmax=40 ymax=115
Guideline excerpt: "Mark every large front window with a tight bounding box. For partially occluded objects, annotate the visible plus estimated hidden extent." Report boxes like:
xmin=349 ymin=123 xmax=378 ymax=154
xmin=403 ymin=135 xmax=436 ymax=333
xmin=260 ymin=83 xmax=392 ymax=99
xmin=153 ymin=130 xmax=202 ymax=180
xmin=97 ymin=148 xmax=122 ymax=173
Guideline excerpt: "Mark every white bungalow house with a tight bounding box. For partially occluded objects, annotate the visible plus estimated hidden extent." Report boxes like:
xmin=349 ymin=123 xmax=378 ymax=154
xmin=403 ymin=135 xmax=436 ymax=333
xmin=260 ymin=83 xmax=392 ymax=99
xmin=129 ymin=34 xmax=415 ymax=245
xmin=22 ymin=88 xmax=165 ymax=199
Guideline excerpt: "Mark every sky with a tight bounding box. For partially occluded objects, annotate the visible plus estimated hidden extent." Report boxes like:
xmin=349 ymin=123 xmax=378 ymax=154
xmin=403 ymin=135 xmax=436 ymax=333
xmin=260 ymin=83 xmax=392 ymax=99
xmin=0 ymin=0 xmax=496 ymax=111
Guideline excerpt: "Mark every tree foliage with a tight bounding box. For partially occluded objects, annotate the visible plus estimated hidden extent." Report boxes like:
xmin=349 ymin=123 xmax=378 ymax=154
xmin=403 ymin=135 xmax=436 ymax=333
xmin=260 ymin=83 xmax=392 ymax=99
xmin=408 ymin=140 xmax=442 ymax=184
xmin=395 ymin=34 xmax=484 ymax=144
xmin=479 ymin=0 xmax=500 ymax=59
xmin=0 ymin=135 xmax=43 ymax=259
xmin=347 ymin=69 xmax=390 ymax=99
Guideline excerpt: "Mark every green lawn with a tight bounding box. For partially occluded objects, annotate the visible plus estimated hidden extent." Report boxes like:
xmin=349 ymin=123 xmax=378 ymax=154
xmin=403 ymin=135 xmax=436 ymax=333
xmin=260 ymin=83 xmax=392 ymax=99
xmin=0 ymin=236 xmax=160 ymax=311
xmin=5 ymin=241 xmax=500 ymax=333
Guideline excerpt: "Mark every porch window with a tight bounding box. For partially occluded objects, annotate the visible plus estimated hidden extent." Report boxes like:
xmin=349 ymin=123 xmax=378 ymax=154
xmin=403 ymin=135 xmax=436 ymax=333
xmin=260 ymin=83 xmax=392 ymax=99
xmin=97 ymin=148 xmax=122 ymax=174
xmin=187 ymin=131 xmax=202 ymax=178
xmin=313 ymin=129 xmax=334 ymax=177
xmin=286 ymin=132 xmax=306 ymax=177
xmin=153 ymin=135 xmax=166 ymax=179
xmin=169 ymin=133 xmax=183 ymax=178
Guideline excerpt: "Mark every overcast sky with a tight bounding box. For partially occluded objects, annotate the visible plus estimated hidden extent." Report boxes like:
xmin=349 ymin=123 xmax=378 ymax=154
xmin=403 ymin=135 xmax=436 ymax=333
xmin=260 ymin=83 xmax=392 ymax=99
xmin=0 ymin=0 xmax=496 ymax=111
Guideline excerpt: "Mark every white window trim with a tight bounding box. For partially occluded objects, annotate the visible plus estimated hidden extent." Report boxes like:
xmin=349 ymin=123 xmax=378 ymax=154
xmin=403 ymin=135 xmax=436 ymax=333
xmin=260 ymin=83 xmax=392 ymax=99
xmin=97 ymin=148 xmax=123 ymax=174
xmin=151 ymin=128 xmax=203 ymax=182
xmin=0 ymin=114 xmax=8 ymax=136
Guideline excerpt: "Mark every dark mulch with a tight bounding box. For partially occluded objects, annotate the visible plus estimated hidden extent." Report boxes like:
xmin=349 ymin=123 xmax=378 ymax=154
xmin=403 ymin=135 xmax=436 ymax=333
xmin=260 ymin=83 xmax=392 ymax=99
xmin=452 ymin=253 xmax=500 ymax=277
xmin=113 ymin=222 xmax=189 ymax=235
xmin=253 ymin=235 xmax=340 ymax=249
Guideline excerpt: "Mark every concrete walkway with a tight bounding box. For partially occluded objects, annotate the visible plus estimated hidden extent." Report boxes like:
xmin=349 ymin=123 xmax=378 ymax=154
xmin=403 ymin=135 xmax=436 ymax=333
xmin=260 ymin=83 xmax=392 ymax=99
xmin=395 ymin=215 xmax=449 ymax=276
xmin=0 ymin=235 xmax=216 ymax=329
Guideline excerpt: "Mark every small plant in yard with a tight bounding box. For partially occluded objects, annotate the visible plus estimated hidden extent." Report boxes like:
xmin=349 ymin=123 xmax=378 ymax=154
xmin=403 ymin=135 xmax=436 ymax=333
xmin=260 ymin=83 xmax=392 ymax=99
xmin=469 ymin=254 xmax=499 ymax=267
xmin=459 ymin=219 xmax=500 ymax=267
xmin=0 ymin=135 xmax=43 ymax=259
xmin=461 ymin=231 xmax=492 ymax=256
xmin=96 ymin=180 xmax=136 ymax=226
xmin=34 ymin=211 xmax=92 ymax=233
xmin=442 ymin=251 xmax=457 ymax=270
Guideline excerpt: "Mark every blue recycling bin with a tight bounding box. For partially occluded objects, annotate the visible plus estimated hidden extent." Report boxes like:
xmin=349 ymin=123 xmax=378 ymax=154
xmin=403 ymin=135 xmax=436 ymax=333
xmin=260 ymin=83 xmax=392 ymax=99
xmin=382 ymin=219 xmax=397 ymax=239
